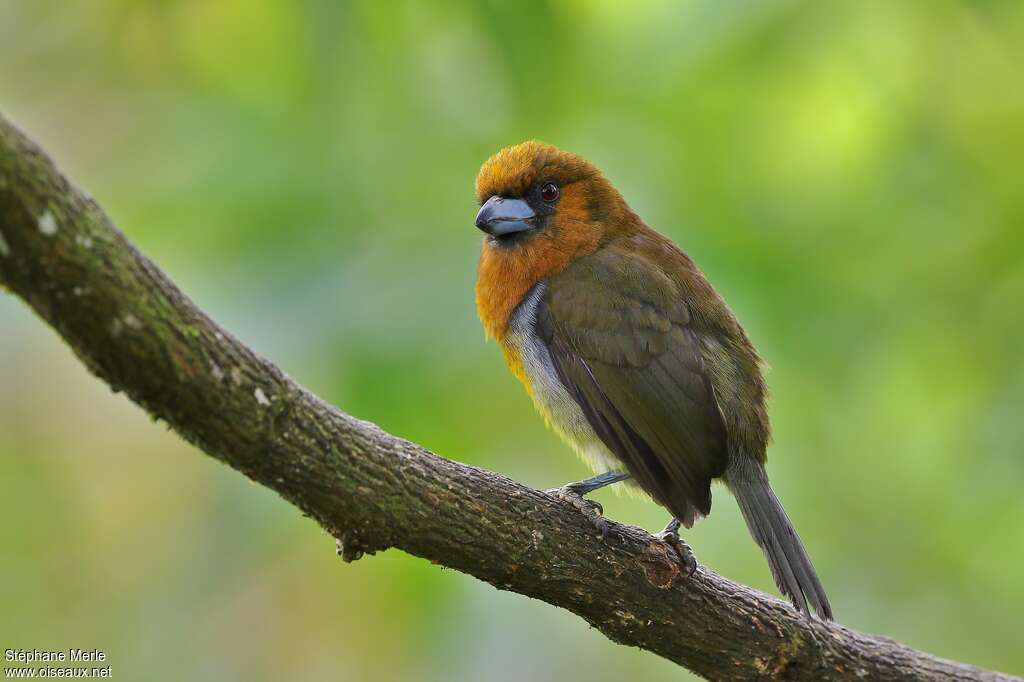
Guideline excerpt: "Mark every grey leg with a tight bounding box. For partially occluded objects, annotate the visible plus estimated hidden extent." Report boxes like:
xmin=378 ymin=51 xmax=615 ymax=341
xmin=546 ymin=471 xmax=630 ymax=541
xmin=655 ymin=517 xmax=697 ymax=577
xmin=558 ymin=470 xmax=630 ymax=498
xmin=660 ymin=517 xmax=681 ymax=535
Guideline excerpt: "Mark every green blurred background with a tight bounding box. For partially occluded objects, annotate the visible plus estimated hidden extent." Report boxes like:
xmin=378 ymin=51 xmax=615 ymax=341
xmin=2 ymin=1 xmax=1023 ymax=679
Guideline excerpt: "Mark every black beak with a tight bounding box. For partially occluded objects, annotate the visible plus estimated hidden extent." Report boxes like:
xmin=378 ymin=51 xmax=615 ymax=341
xmin=475 ymin=196 xmax=536 ymax=237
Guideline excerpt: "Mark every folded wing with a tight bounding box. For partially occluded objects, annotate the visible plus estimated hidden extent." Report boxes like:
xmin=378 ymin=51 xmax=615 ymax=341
xmin=537 ymin=249 xmax=728 ymax=526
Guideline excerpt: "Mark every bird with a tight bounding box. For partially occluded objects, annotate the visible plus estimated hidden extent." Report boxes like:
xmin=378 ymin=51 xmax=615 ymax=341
xmin=472 ymin=140 xmax=832 ymax=620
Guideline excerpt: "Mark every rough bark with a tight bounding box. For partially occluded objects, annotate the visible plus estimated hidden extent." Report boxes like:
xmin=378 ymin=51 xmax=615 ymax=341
xmin=0 ymin=112 xmax=1017 ymax=682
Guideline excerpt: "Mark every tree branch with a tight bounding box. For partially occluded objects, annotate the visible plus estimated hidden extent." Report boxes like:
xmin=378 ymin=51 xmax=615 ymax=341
xmin=0 ymin=112 xmax=1017 ymax=682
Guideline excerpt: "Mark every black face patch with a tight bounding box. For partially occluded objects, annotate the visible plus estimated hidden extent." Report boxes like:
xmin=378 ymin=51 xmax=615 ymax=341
xmin=488 ymin=229 xmax=536 ymax=248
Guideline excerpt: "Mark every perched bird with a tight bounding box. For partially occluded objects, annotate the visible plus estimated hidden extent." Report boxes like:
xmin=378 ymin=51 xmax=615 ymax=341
xmin=473 ymin=141 xmax=832 ymax=619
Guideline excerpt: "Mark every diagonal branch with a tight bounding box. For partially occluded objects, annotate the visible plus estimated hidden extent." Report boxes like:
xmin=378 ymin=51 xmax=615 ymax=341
xmin=0 ymin=112 xmax=1017 ymax=682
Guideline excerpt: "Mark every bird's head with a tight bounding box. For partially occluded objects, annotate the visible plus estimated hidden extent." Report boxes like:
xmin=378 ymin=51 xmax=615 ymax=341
xmin=474 ymin=141 xmax=632 ymax=252
xmin=473 ymin=141 xmax=640 ymax=340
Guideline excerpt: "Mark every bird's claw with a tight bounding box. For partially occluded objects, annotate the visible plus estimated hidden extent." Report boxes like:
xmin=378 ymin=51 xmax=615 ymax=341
xmin=655 ymin=528 xmax=697 ymax=577
xmin=547 ymin=485 xmax=610 ymax=542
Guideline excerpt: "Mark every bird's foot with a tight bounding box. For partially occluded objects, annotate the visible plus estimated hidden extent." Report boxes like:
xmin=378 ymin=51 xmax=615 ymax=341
xmin=547 ymin=484 xmax=610 ymax=541
xmin=655 ymin=518 xmax=697 ymax=577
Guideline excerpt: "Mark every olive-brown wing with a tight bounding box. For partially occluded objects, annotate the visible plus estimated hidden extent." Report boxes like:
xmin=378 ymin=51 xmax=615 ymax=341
xmin=538 ymin=256 xmax=728 ymax=526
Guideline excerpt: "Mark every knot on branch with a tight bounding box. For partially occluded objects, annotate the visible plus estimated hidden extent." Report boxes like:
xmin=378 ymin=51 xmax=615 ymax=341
xmin=639 ymin=539 xmax=684 ymax=590
xmin=334 ymin=529 xmax=381 ymax=563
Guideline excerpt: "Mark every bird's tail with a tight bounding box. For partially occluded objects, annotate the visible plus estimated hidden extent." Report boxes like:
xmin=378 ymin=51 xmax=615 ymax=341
xmin=726 ymin=458 xmax=832 ymax=620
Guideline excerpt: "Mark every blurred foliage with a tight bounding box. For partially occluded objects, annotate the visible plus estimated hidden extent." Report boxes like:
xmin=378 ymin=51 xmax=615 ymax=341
xmin=2 ymin=1 xmax=1023 ymax=680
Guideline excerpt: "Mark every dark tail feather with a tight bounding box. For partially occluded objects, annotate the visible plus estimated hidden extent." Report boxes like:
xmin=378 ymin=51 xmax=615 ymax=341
xmin=727 ymin=459 xmax=833 ymax=620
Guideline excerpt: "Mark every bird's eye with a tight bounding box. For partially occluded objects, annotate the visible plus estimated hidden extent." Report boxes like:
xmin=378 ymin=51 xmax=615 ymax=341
xmin=540 ymin=182 xmax=559 ymax=203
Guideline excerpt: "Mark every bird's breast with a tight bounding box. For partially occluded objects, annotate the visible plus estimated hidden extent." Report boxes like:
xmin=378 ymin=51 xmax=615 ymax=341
xmin=502 ymin=283 xmax=620 ymax=474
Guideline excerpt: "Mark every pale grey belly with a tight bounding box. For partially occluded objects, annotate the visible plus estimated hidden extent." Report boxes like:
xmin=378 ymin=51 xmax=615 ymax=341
xmin=506 ymin=283 xmax=621 ymax=474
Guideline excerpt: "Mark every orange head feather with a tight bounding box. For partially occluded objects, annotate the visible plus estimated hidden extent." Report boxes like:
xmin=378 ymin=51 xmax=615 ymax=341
xmin=473 ymin=141 xmax=638 ymax=342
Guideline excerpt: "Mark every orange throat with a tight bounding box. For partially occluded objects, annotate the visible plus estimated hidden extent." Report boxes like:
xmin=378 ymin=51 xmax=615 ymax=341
xmin=476 ymin=245 xmax=536 ymax=342
xmin=475 ymin=183 xmax=609 ymax=382
xmin=475 ymin=239 xmax=564 ymax=390
xmin=476 ymin=226 xmax=596 ymax=335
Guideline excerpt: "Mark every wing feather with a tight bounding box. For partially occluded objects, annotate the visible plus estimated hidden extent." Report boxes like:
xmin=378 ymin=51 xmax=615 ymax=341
xmin=538 ymin=250 xmax=728 ymax=526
